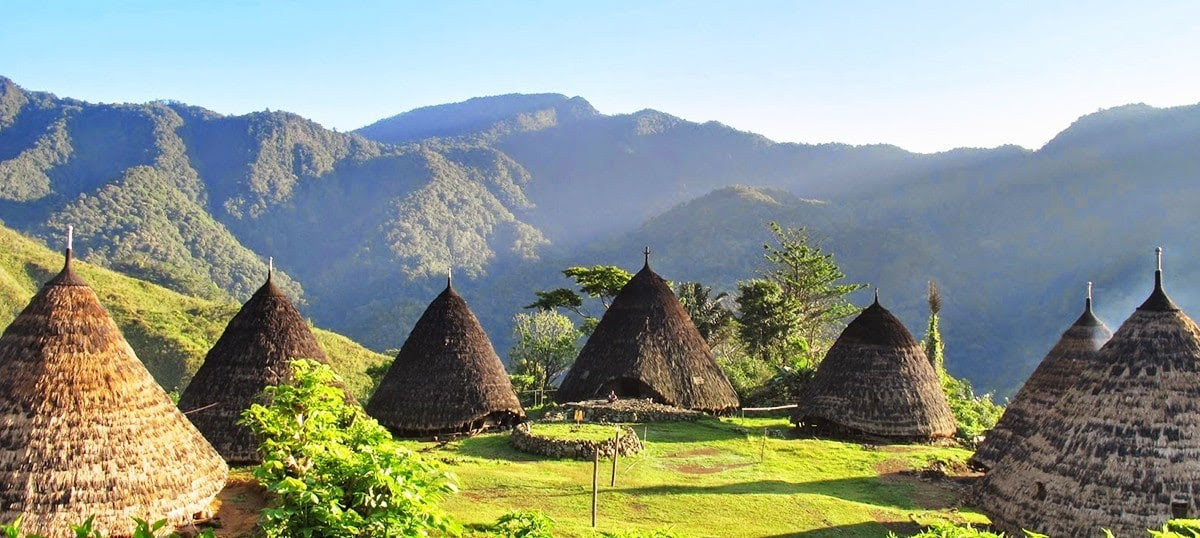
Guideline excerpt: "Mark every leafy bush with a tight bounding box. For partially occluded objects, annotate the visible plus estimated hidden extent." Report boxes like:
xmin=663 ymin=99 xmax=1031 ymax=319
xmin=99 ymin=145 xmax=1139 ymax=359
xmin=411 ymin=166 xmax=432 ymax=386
xmin=483 ymin=510 xmax=555 ymax=538
xmin=601 ymin=529 xmax=683 ymax=538
xmin=941 ymin=371 xmax=1004 ymax=441
xmin=0 ymin=516 xmax=215 ymax=538
xmin=240 ymin=359 xmax=458 ymax=537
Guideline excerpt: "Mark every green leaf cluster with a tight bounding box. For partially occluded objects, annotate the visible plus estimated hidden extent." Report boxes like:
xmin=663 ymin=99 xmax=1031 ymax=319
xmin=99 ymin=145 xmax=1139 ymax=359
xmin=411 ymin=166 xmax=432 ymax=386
xmin=239 ymin=359 xmax=458 ymax=537
xmin=0 ymin=515 xmax=215 ymax=538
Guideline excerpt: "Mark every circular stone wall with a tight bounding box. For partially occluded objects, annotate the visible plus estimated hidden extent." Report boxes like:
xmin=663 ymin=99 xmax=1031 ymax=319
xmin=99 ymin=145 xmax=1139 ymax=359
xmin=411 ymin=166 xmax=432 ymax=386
xmin=509 ymin=422 xmax=643 ymax=460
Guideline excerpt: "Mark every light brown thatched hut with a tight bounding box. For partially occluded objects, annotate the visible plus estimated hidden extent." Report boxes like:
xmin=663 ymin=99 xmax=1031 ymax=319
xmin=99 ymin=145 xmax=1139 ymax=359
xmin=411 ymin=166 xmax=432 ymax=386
xmin=0 ymin=246 xmax=228 ymax=537
xmin=968 ymin=285 xmax=1111 ymax=471
xmin=555 ymin=252 xmax=739 ymax=413
xmin=977 ymin=250 xmax=1200 ymax=537
xmin=178 ymin=266 xmax=330 ymax=464
xmin=792 ymin=292 xmax=955 ymax=440
xmin=366 ymin=278 xmax=524 ymax=436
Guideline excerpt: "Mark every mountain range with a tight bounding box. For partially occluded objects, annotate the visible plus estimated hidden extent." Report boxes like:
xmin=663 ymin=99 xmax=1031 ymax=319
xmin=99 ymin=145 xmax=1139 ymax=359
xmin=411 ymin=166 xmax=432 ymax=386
xmin=3 ymin=74 xmax=1199 ymax=396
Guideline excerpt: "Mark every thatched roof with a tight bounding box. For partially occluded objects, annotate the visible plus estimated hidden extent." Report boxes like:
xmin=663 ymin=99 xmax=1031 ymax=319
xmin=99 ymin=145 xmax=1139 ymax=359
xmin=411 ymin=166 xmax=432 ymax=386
xmin=178 ymin=269 xmax=330 ymax=464
xmin=977 ymin=256 xmax=1200 ymax=537
xmin=556 ymin=256 xmax=739 ymax=412
xmin=969 ymin=289 xmax=1111 ymax=471
xmin=793 ymin=294 xmax=956 ymax=440
xmin=366 ymin=281 xmax=524 ymax=436
xmin=0 ymin=250 xmax=228 ymax=536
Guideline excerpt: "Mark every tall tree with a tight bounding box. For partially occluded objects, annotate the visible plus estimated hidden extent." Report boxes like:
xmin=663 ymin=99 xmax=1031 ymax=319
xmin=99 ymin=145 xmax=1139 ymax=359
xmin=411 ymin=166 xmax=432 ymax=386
xmin=508 ymin=310 xmax=582 ymax=401
xmin=524 ymin=264 xmax=633 ymax=334
xmin=748 ymin=221 xmax=866 ymax=362
xmin=734 ymin=279 xmax=799 ymax=365
xmin=922 ymin=280 xmax=945 ymax=372
xmin=677 ymin=281 xmax=734 ymax=347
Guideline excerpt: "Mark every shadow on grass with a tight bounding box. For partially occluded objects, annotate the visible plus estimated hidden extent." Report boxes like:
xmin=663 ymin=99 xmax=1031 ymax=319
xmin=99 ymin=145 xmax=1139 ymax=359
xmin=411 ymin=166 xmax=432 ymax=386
xmin=763 ymin=520 xmax=921 ymax=537
xmin=634 ymin=419 xmax=763 ymax=444
xmin=617 ymin=475 xmax=956 ymax=511
xmin=450 ymin=432 xmax=545 ymax=462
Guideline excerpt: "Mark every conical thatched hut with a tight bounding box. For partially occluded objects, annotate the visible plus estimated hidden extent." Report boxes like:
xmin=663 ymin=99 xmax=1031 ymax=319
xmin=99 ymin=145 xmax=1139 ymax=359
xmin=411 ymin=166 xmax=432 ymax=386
xmin=969 ymin=284 xmax=1111 ymax=471
xmin=178 ymin=265 xmax=330 ymax=464
xmin=556 ymin=251 xmax=739 ymax=412
xmin=977 ymin=250 xmax=1200 ymax=537
xmin=0 ymin=244 xmax=228 ymax=537
xmin=366 ymin=278 xmax=524 ymax=436
xmin=792 ymin=292 xmax=956 ymax=440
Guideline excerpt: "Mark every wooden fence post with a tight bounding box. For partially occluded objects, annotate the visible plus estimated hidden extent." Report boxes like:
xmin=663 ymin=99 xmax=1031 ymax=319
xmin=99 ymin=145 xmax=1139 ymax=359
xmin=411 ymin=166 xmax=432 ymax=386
xmin=592 ymin=449 xmax=599 ymax=527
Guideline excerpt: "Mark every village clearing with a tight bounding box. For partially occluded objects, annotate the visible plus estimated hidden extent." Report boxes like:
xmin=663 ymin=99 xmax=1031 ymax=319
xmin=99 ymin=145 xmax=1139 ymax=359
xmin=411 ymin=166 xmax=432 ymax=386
xmin=400 ymin=416 xmax=986 ymax=537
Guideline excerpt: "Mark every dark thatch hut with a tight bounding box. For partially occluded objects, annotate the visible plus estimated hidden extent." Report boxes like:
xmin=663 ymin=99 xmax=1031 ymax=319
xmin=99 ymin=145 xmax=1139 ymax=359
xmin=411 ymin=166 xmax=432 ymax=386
xmin=556 ymin=253 xmax=739 ymax=413
xmin=178 ymin=266 xmax=330 ymax=464
xmin=366 ymin=278 xmax=524 ymax=437
xmin=969 ymin=285 xmax=1111 ymax=471
xmin=792 ymin=292 xmax=956 ymax=440
xmin=0 ymin=246 xmax=228 ymax=537
xmin=977 ymin=250 xmax=1200 ymax=537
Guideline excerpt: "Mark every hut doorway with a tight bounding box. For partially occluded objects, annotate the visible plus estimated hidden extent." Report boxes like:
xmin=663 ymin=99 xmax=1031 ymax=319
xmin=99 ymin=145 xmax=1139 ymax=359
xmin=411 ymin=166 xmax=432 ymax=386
xmin=601 ymin=377 xmax=666 ymax=403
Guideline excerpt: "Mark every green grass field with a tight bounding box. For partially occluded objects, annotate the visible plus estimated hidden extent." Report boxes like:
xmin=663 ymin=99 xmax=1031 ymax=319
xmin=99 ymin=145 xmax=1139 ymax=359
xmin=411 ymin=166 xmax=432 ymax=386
xmin=403 ymin=416 xmax=988 ymax=537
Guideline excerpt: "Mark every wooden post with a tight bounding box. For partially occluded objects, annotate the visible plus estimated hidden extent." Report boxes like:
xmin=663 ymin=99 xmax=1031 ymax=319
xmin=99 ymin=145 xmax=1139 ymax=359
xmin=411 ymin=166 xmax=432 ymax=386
xmin=610 ymin=428 xmax=619 ymax=487
xmin=592 ymin=449 xmax=599 ymax=527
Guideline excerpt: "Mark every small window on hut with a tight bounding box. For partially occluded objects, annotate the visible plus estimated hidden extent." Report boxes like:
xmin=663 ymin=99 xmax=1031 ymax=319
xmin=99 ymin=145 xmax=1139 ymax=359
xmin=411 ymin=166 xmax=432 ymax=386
xmin=692 ymin=376 xmax=705 ymax=385
xmin=1172 ymin=499 xmax=1190 ymax=519
xmin=1034 ymin=482 xmax=1046 ymax=501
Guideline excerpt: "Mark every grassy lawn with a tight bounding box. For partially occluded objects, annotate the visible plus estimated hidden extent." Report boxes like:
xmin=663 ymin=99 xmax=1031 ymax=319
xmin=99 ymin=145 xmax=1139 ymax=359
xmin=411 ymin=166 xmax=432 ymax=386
xmin=402 ymin=416 xmax=988 ymax=537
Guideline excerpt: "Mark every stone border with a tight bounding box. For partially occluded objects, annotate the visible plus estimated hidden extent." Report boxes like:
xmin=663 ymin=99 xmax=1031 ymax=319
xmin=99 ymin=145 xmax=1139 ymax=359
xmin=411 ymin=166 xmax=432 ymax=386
xmin=509 ymin=422 xmax=644 ymax=460
xmin=550 ymin=399 xmax=706 ymax=424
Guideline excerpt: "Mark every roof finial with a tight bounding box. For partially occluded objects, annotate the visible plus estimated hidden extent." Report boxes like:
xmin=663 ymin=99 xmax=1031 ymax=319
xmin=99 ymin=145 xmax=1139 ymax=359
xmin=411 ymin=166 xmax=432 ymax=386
xmin=644 ymin=246 xmax=651 ymax=267
xmin=1155 ymin=246 xmax=1164 ymax=292
xmin=873 ymin=288 xmax=879 ymax=305
xmin=65 ymin=224 xmax=74 ymax=267
xmin=447 ymin=266 xmax=452 ymax=289
xmin=1086 ymin=281 xmax=1093 ymax=312
xmin=267 ymin=256 xmax=273 ymax=282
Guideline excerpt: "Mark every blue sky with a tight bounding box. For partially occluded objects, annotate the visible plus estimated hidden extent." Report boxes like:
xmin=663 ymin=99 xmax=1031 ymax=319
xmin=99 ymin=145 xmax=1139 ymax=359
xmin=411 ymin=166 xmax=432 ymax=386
xmin=3 ymin=1 xmax=1198 ymax=152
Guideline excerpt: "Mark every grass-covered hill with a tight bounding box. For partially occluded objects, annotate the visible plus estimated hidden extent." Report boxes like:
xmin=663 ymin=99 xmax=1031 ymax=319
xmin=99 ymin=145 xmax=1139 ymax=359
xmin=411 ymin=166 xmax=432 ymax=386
xmin=0 ymin=221 xmax=389 ymax=399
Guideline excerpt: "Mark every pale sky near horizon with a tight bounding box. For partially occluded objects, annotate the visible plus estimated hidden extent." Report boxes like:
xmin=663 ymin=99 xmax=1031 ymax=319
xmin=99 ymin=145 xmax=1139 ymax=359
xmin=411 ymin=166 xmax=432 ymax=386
xmin=2 ymin=1 xmax=1198 ymax=153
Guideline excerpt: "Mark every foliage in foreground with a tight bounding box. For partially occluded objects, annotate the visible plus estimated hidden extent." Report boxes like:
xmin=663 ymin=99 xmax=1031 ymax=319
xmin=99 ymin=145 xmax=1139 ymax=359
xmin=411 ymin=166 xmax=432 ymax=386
xmin=0 ymin=515 xmax=215 ymax=538
xmin=240 ymin=359 xmax=458 ymax=537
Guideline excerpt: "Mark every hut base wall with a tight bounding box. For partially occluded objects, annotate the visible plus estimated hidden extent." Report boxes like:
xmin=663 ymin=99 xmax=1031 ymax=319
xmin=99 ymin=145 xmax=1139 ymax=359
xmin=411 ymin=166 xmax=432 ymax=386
xmin=387 ymin=410 xmax=524 ymax=440
xmin=794 ymin=415 xmax=951 ymax=444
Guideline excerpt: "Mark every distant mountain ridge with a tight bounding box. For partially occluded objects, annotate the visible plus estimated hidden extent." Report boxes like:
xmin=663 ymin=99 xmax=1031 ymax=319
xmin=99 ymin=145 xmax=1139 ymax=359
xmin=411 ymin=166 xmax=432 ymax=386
xmin=3 ymin=74 xmax=1200 ymax=396
xmin=356 ymin=93 xmax=599 ymax=144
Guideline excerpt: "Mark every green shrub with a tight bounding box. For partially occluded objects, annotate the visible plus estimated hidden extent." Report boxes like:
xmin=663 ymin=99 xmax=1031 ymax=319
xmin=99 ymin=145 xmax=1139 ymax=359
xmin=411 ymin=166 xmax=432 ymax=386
xmin=941 ymin=371 xmax=1003 ymax=441
xmin=240 ymin=359 xmax=458 ymax=537
xmin=0 ymin=516 xmax=215 ymax=538
xmin=484 ymin=510 xmax=555 ymax=538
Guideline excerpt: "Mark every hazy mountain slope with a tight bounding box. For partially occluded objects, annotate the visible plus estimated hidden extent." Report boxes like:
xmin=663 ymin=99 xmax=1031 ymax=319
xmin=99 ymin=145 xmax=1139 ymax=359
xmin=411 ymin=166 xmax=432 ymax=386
xmin=0 ymin=77 xmax=549 ymax=352
xmin=356 ymin=93 xmax=599 ymax=144
xmin=6 ymin=75 xmax=1200 ymax=396
xmin=0 ymin=222 xmax=389 ymax=399
xmin=357 ymin=96 xmax=1028 ymax=246
xmin=0 ymin=79 xmax=301 ymax=300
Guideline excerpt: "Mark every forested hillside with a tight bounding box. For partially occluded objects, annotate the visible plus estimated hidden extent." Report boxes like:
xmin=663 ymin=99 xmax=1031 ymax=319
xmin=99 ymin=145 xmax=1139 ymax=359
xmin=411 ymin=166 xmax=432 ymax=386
xmin=3 ymin=74 xmax=1199 ymax=395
